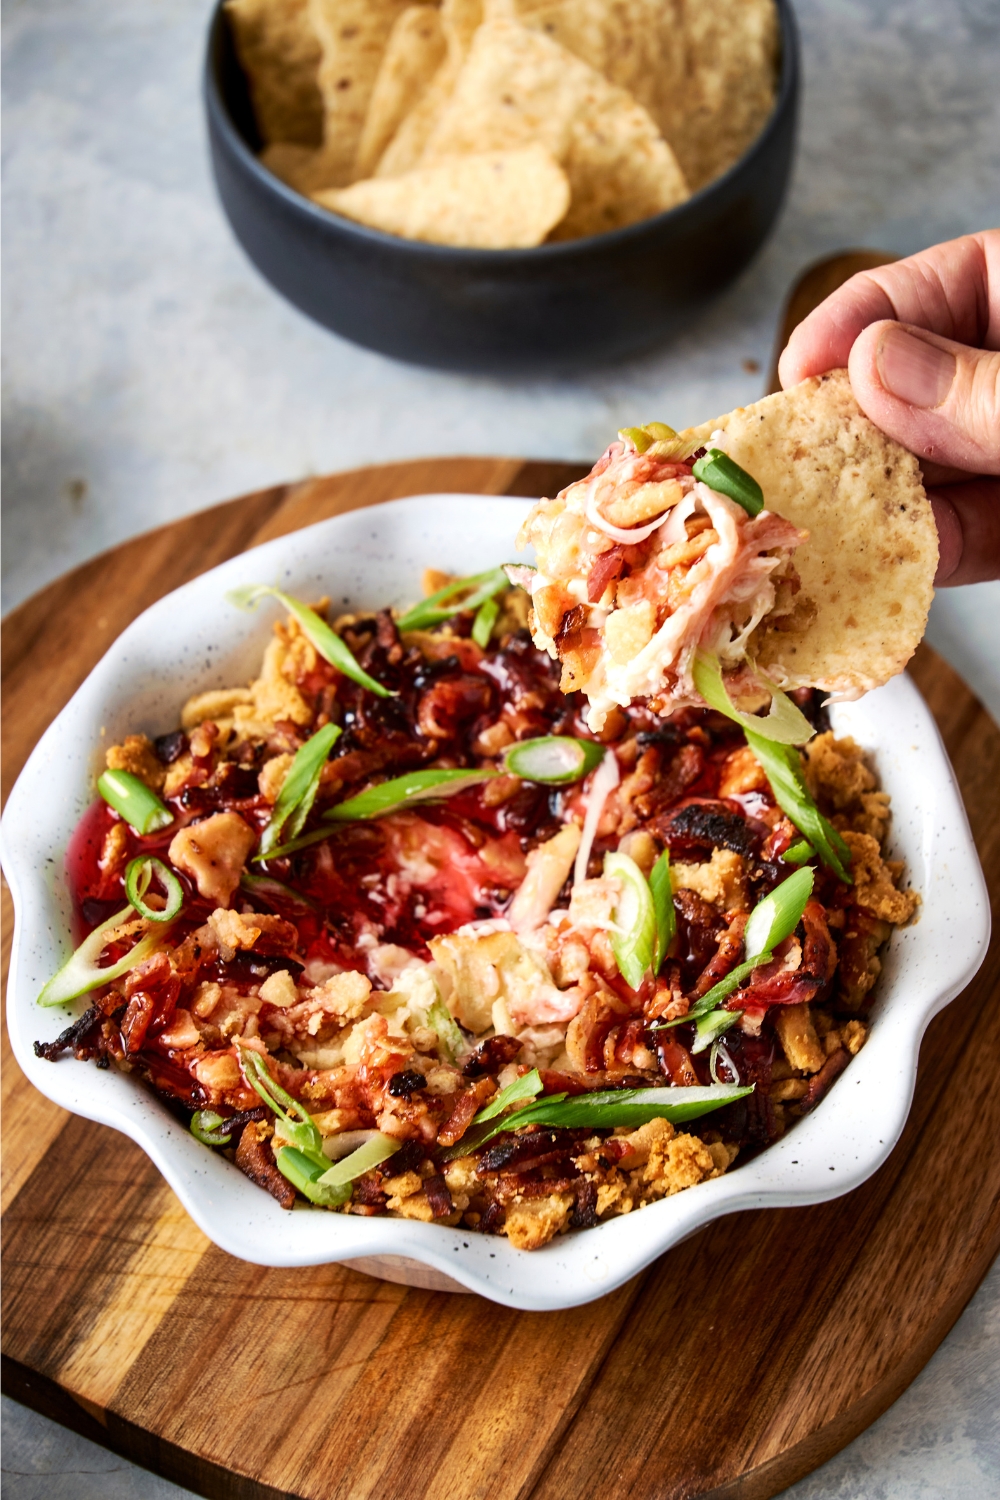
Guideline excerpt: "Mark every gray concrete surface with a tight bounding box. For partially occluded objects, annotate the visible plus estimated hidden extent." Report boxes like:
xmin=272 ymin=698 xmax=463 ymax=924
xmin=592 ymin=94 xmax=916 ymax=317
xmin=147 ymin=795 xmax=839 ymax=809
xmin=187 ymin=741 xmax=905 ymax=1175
xmin=2 ymin=0 xmax=999 ymax=1495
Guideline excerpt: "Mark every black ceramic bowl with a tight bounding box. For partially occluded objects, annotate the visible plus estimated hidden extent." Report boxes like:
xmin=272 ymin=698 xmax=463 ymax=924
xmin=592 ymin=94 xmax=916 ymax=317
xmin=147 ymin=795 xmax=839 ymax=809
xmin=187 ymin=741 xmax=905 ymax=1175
xmin=204 ymin=1 xmax=799 ymax=373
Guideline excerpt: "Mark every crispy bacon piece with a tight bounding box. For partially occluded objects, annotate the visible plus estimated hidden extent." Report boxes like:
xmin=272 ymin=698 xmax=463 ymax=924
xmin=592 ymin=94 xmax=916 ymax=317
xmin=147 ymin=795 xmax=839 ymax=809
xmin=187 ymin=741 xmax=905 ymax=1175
xmin=438 ymin=1078 xmax=495 ymax=1147
xmin=796 ymin=1048 xmax=850 ymax=1113
xmin=693 ymin=911 xmax=749 ymax=999
xmin=462 ymin=1035 xmax=522 ymax=1077
xmin=33 ymin=1004 xmax=103 ymax=1062
xmin=587 ymin=545 xmax=625 ymax=603
xmin=657 ymin=800 xmax=758 ymax=858
xmin=423 ymin=1174 xmax=455 ymax=1219
xmin=570 ymin=1177 xmax=599 ymax=1229
xmin=235 ymin=1121 xmax=295 ymax=1209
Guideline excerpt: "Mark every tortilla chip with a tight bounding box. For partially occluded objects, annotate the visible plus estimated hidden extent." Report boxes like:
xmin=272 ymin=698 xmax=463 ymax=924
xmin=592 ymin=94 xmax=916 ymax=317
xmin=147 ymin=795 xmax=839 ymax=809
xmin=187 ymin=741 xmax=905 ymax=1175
xmin=260 ymin=140 xmax=344 ymax=194
xmin=374 ymin=0 xmax=479 ymax=177
xmin=679 ymin=370 xmax=937 ymax=698
xmin=314 ymin=145 xmax=570 ymax=247
xmin=308 ymin=0 xmax=412 ymax=186
xmin=659 ymin=0 xmax=779 ymax=191
xmin=420 ymin=15 xmax=688 ymax=238
xmin=225 ymin=0 xmax=324 ymax=147
xmin=355 ymin=6 xmax=447 ymax=179
xmin=514 ymin=0 xmax=680 ymax=116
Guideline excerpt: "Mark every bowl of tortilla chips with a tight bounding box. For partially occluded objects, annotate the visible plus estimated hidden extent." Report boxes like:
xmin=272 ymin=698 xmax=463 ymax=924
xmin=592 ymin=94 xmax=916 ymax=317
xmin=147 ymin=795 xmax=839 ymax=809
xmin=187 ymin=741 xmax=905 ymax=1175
xmin=204 ymin=0 xmax=799 ymax=370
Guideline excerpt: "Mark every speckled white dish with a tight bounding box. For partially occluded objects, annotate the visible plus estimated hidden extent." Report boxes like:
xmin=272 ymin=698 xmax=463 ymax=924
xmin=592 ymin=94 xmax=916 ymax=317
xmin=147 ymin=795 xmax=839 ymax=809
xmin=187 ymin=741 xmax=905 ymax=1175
xmin=1 ymin=496 xmax=990 ymax=1311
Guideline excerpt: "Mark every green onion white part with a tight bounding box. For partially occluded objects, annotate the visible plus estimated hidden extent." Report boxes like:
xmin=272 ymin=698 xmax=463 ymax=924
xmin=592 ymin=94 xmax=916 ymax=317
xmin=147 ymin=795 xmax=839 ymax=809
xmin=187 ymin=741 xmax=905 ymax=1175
xmin=573 ymin=749 xmax=620 ymax=886
xmin=604 ymin=850 xmax=657 ymax=990
xmin=38 ymin=904 xmax=178 ymax=1007
xmin=692 ymin=650 xmax=814 ymax=746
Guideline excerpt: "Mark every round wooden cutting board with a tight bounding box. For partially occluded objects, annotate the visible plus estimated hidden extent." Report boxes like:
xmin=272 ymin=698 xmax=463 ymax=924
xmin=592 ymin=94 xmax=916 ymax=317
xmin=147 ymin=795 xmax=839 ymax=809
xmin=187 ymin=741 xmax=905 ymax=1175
xmin=3 ymin=255 xmax=999 ymax=1500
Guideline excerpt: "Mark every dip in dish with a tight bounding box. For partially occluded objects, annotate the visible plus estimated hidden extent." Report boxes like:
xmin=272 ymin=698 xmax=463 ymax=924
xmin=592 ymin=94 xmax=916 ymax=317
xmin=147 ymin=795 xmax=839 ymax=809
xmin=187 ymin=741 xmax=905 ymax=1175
xmin=32 ymin=569 xmax=916 ymax=1251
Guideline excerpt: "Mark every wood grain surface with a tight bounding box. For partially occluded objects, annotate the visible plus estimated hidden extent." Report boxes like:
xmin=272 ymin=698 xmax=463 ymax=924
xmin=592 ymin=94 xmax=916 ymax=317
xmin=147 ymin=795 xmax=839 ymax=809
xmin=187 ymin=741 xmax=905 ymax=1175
xmin=4 ymin=252 xmax=998 ymax=1500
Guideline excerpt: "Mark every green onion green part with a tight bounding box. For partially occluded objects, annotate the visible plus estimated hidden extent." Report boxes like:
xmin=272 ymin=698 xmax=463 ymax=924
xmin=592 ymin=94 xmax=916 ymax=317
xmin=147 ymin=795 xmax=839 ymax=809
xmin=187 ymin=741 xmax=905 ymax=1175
xmin=692 ymin=650 xmax=814 ymax=746
xmin=37 ymin=905 xmax=178 ymax=1007
xmin=227 ymin=584 xmax=393 ymax=698
xmin=503 ymin=736 xmax=605 ymax=785
xmin=276 ymin=1147 xmax=352 ymax=1207
xmin=744 ymin=731 xmax=852 ymax=882
xmin=471 ymin=595 xmax=500 ymax=649
xmin=690 ymin=1008 xmax=741 ymax=1055
xmin=258 ymin=722 xmax=341 ymax=857
xmin=649 ymin=952 xmax=773 ymax=1031
xmin=396 ymin=568 xmax=509 ymax=633
xmin=604 ymin=850 xmax=657 ymax=991
xmin=473 ymin=1067 xmax=544 ymax=1124
xmin=97 ymin=769 xmax=173 ymax=834
xmin=649 ymin=848 xmax=676 ymax=973
xmin=317 ymin=1133 xmax=400 ymax=1188
xmin=743 ymin=866 xmax=814 ymax=959
xmin=189 ymin=1110 xmax=234 ymax=1147
xmin=465 ymin=1082 xmax=752 ymax=1153
xmin=123 ymin=856 xmax=184 ymax=923
xmin=692 ymin=447 xmax=764 ymax=516
xmin=239 ymin=871 xmax=319 ymax=911
xmin=238 ymin=1047 xmax=328 ymax=1170
xmin=323 ymin=767 xmax=497 ymax=822
xmin=782 ymin=838 xmax=815 ymax=865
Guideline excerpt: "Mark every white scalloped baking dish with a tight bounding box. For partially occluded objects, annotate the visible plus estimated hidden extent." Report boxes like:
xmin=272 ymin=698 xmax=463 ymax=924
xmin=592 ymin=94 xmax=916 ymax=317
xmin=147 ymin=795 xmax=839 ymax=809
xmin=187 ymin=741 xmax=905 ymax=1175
xmin=1 ymin=496 xmax=989 ymax=1310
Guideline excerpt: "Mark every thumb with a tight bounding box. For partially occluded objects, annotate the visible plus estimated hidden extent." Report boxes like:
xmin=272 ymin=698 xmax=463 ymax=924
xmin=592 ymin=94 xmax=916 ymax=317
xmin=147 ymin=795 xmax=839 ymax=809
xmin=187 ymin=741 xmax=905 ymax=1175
xmin=848 ymin=321 xmax=1000 ymax=475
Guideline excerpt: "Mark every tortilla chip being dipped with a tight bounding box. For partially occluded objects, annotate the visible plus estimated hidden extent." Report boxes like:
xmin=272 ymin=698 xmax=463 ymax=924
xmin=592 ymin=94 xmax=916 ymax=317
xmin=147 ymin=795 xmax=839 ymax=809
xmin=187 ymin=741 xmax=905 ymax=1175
xmin=515 ymin=370 xmax=937 ymax=731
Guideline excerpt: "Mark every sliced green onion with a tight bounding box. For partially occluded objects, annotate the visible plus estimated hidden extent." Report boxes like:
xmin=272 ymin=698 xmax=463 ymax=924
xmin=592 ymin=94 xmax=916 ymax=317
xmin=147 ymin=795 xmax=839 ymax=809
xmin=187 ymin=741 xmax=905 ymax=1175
xmin=473 ymin=1067 xmax=544 ymax=1124
xmin=744 ymin=866 xmax=814 ymax=959
xmin=619 ymin=426 xmax=654 ymax=453
xmin=317 ymin=1132 xmax=400 ymax=1188
xmin=692 ymin=447 xmax=764 ymax=516
xmin=38 ymin=905 xmax=177 ymax=1007
xmin=619 ymin=422 xmax=679 ymax=453
xmin=323 ymin=768 xmax=497 ymax=822
xmin=239 ymin=871 xmax=318 ymax=911
xmin=782 ymin=838 xmax=815 ymax=866
xmin=427 ymin=998 xmax=465 ymax=1064
xmin=649 ymin=952 xmax=773 ymax=1031
xmin=744 ymin=731 xmax=852 ymax=882
xmin=649 ymin=849 xmax=676 ymax=973
xmin=97 ymin=769 xmax=173 ymax=834
xmin=471 ymin=595 xmax=500 ymax=649
xmin=124 ymin=856 xmax=184 ymax=923
xmin=276 ymin=1146 xmax=352 ymax=1207
xmin=238 ymin=1047 xmax=327 ymax=1169
xmin=692 ymin=651 xmax=814 ymax=746
xmin=258 ymin=723 xmax=341 ymax=857
xmin=690 ymin=1008 xmax=741 ymax=1055
xmin=465 ymin=1082 xmax=752 ymax=1153
xmin=605 ymin=850 xmax=656 ymax=991
xmin=227 ymin=584 xmax=393 ymax=698
xmin=190 ymin=1109 xmax=234 ymax=1147
xmin=396 ymin=567 xmax=509 ymax=633
xmin=653 ymin=867 xmax=815 ymax=1034
xmin=252 ymin=826 xmax=336 ymax=862
xmin=503 ymin=736 xmax=605 ymax=785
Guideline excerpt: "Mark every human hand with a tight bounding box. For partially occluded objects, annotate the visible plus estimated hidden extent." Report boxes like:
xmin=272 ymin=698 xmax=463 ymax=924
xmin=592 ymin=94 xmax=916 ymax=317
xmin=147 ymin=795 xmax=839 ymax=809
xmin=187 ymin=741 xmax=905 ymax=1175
xmin=778 ymin=231 xmax=1000 ymax=586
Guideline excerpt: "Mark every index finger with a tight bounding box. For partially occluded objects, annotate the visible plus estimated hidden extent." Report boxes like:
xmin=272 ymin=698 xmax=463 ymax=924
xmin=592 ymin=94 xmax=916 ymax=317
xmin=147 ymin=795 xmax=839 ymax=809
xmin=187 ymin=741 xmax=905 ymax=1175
xmin=778 ymin=230 xmax=1000 ymax=388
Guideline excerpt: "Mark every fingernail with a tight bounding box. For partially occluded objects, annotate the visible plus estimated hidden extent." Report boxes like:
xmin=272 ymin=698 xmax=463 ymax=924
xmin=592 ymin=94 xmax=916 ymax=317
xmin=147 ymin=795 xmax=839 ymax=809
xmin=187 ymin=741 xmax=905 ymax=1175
xmin=877 ymin=327 xmax=955 ymax=409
